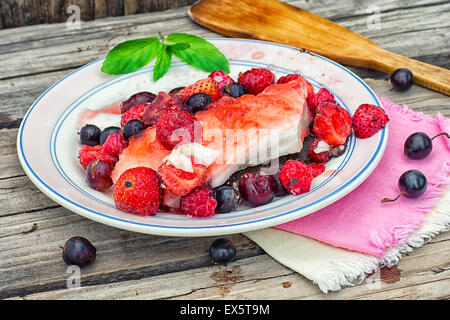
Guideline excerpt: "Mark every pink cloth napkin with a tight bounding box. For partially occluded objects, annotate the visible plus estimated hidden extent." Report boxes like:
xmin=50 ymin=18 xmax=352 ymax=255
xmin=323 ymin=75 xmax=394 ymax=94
xmin=275 ymin=97 xmax=450 ymax=257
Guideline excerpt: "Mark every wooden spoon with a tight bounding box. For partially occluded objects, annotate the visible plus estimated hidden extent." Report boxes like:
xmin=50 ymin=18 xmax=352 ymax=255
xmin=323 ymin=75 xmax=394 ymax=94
xmin=189 ymin=0 xmax=450 ymax=96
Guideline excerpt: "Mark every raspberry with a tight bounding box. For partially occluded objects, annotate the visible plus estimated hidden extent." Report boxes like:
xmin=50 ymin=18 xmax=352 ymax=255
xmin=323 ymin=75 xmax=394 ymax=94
xmin=238 ymin=68 xmax=275 ymax=95
xmin=142 ymin=92 xmax=188 ymax=126
xmin=352 ymin=104 xmax=389 ymax=139
xmin=156 ymin=109 xmax=200 ymax=150
xmin=277 ymin=74 xmax=314 ymax=95
xmin=179 ymin=78 xmax=220 ymax=101
xmin=180 ymin=186 xmax=217 ymax=217
xmin=308 ymin=138 xmax=331 ymax=164
xmin=121 ymin=103 xmax=148 ymax=127
xmin=78 ymin=145 xmax=116 ymax=169
xmin=313 ymin=102 xmax=352 ymax=146
xmin=113 ymin=167 xmax=162 ymax=216
xmin=279 ymin=160 xmax=313 ymax=195
xmin=101 ymin=132 xmax=127 ymax=158
xmin=308 ymin=164 xmax=326 ymax=178
xmin=306 ymin=88 xmax=335 ymax=115
xmin=209 ymin=70 xmax=234 ymax=91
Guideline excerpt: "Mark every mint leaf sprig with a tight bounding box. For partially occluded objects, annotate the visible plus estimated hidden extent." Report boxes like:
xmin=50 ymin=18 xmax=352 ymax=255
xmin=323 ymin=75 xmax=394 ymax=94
xmin=101 ymin=33 xmax=230 ymax=81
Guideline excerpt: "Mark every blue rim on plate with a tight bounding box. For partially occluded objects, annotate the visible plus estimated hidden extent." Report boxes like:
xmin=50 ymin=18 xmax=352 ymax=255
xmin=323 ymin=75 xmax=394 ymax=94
xmin=17 ymin=38 xmax=388 ymax=236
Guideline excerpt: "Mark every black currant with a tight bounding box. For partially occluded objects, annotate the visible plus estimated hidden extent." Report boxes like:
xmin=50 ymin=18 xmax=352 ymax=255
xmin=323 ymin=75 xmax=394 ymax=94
xmin=187 ymin=93 xmax=212 ymax=113
xmin=390 ymin=68 xmax=413 ymax=92
xmin=61 ymin=236 xmax=97 ymax=267
xmin=223 ymin=83 xmax=247 ymax=98
xmin=122 ymin=119 xmax=146 ymax=141
xmin=404 ymin=132 xmax=449 ymax=160
xmin=209 ymin=238 xmax=236 ymax=265
xmin=215 ymin=186 xmax=240 ymax=213
xmin=382 ymin=170 xmax=427 ymax=202
xmin=99 ymin=126 xmax=120 ymax=145
xmin=79 ymin=124 xmax=101 ymax=146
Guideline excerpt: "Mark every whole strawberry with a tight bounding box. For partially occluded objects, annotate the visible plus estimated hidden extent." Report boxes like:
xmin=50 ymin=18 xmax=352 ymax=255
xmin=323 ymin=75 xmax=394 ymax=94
xmin=352 ymin=104 xmax=389 ymax=139
xmin=279 ymin=160 xmax=313 ymax=195
xmin=156 ymin=109 xmax=201 ymax=150
xmin=238 ymin=68 xmax=275 ymax=95
xmin=179 ymin=78 xmax=220 ymax=101
xmin=113 ymin=167 xmax=162 ymax=216
xmin=181 ymin=186 xmax=217 ymax=217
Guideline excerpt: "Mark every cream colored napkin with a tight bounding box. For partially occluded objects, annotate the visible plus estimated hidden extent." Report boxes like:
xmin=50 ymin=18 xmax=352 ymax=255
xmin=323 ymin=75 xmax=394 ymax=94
xmin=245 ymin=187 xmax=450 ymax=293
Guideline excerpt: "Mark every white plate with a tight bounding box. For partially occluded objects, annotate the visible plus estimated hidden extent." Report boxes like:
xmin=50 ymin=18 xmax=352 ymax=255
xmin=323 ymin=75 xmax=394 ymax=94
xmin=17 ymin=39 xmax=388 ymax=237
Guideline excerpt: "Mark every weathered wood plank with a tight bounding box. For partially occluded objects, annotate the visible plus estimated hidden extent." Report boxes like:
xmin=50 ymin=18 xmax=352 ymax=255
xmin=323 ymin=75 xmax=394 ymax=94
xmin=0 ymin=0 xmax=448 ymax=80
xmin=6 ymin=231 xmax=449 ymax=299
xmin=0 ymin=0 xmax=197 ymax=29
xmin=0 ymin=206 xmax=262 ymax=299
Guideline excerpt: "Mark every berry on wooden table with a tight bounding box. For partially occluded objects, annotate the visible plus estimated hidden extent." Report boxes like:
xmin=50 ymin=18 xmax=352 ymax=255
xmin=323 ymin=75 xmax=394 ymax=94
xmin=209 ymin=238 xmax=236 ymax=265
xmin=62 ymin=236 xmax=97 ymax=267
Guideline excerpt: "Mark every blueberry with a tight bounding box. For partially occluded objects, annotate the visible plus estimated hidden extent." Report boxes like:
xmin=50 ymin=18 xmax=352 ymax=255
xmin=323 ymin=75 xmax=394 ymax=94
xmin=187 ymin=93 xmax=212 ymax=113
xmin=62 ymin=236 xmax=96 ymax=267
xmin=404 ymin=132 xmax=449 ymax=160
xmin=123 ymin=119 xmax=146 ymax=141
xmin=382 ymin=170 xmax=427 ymax=202
xmin=99 ymin=126 xmax=120 ymax=145
xmin=79 ymin=124 xmax=101 ymax=146
xmin=390 ymin=68 xmax=413 ymax=92
xmin=223 ymin=83 xmax=247 ymax=98
xmin=215 ymin=186 xmax=240 ymax=213
xmin=209 ymin=238 xmax=236 ymax=265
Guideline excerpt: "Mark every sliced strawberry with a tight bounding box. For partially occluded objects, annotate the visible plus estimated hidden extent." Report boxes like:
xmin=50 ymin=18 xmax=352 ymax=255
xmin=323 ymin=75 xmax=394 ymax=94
xmin=179 ymin=78 xmax=220 ymax=101
xmin=78 ymin=145 xmax=117 ymax=169
xmin=313 ymin=102 xmax=352 ymax=146
xmin=157 ymin=163 xmax=207 ymax=196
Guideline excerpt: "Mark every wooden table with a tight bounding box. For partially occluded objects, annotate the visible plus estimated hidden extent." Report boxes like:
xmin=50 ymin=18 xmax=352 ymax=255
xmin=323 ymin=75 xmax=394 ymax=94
xmin=1 ymin=0 xmax=449 ymax=300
